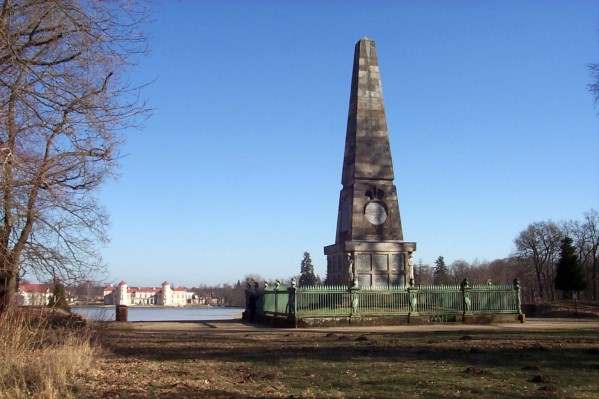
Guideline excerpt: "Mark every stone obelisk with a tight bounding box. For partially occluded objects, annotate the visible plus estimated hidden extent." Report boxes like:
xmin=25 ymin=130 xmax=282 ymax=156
xmin=324 ymin=37 xmax=416 ymax=288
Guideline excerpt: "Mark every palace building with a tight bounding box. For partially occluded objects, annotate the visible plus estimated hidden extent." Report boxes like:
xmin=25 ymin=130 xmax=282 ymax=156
xmin=105 ymin=281 xmax=197 ymax=307
xmin=16 ymin=283 xmax=53 ymax=306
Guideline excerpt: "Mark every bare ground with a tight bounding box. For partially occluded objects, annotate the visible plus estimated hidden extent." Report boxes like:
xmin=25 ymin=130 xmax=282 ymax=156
xmin=79 ymin=319 xmax=599 ymax=399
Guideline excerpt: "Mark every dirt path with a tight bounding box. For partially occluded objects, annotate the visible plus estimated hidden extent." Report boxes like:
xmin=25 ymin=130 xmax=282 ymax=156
xmin=120 ymin=317 xmax=599 ymax=333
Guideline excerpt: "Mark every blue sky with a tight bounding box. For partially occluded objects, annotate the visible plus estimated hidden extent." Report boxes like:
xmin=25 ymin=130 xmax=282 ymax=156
xmin=100 ymin=1 xmax=599 ymax=286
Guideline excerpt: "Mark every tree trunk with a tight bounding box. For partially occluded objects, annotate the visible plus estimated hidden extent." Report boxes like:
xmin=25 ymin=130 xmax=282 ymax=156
xmin=593 ymin=256 xmax=597 ymax=301
xmin=534 ymin=262 xmax=544 ymax=300
xmin=0 ymin=269 xmax=17 ymax=312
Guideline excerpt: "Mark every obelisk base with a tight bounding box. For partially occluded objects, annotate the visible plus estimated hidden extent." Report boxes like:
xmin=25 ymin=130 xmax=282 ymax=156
xmin=324 ymin=241 xmax=416 ymax=288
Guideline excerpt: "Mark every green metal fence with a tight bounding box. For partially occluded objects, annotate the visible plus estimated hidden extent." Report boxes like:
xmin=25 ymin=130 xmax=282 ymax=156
xmin=467 ymin=283 xmax=519 ymax=314
xmin=251 ymin=278 xmax=522 ymax=322
xmin=295 ymin=285 xmax=350 ymax=317
xmin=358 ymin=287 xmax=410 ymax=315
xmin=260 ymin=281 xmax=291 ymax=317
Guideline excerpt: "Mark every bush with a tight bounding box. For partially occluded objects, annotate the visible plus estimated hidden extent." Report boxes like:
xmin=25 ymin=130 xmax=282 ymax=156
xmin=48 ymin=282 xmax=70 ymax=311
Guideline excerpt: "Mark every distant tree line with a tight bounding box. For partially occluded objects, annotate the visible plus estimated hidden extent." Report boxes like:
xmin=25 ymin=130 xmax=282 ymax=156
xmin=206 ymin=211 xmax=599 ymax=307
xmin=192 ymin=281 xmax=246 ymax=307
xmin=202 ymin=252 xmax=322 ymax=307
xmin=416 ymin=209 xmax=598 ymax=303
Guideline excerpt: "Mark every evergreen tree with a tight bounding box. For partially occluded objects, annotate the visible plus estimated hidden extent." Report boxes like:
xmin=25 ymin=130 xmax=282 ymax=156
xmin=299 ymin=251 xmax=317 ymax=287
xmin=555 ymin=236 xmax=587 ymax=299
xmin=433 ymin=256 xmax=449 ymax=285
xmin=48 ymin=281 xmax=69 ymax=310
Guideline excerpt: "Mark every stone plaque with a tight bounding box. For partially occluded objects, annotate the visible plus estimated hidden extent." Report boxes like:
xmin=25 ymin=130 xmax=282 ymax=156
xmin=389 ymin=274 xmax=403 ymax=286
xmin=357 ymin=274 xmax=371 ymax=287
xmin=372 ymin=274 xmax=389 ymax=287
xmin=364 ymin=201 xmax=387 ymax=225
xmin=373 ymin=254 xmax=388 ymax=272
xmin=356 ymin=253 xmax=371 ymax=272
xmin=389 ymin=254 xmax=403 ymax=272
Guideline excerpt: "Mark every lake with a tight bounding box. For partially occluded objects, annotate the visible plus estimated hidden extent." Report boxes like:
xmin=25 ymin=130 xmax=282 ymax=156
xmin=71 ymin=306 xmax=243 ymax=321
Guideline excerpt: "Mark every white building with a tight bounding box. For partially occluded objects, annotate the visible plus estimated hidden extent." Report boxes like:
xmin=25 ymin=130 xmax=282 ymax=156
xmin=16 ymin=283 xmax=53 ymax=306
xmin=107 ymin=281 xmax=196 ymax=307
xmin=103 ymin=284 xmax=115 ymax=305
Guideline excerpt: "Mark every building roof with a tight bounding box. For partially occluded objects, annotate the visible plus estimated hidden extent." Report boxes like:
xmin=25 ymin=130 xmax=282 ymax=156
xmin=127 ymin=287 xmax=161 ymax=294
xmin=19 ymin=283 xmax=51 ymax=293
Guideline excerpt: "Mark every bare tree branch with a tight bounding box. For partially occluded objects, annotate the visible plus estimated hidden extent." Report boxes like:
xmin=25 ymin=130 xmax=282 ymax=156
xmin=0 ymin=0 xmax=149 ymax=309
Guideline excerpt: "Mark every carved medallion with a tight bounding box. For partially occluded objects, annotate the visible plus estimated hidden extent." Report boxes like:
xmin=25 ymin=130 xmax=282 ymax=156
xmin=364 ymin=201 xmax=387 ymax=225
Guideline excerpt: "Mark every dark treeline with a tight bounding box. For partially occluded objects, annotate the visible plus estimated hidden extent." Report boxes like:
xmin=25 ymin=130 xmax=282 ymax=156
xmin=193 ymin=281 xmax=246 ymax=307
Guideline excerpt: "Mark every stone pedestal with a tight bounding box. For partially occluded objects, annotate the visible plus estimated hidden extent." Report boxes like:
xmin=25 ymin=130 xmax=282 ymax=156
xmin=325 ymin=241 xmax=416 ymax=287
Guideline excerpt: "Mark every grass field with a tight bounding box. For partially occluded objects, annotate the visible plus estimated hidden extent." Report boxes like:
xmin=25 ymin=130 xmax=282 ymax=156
xmin=81 ymin=320 xmax=599 ymax=399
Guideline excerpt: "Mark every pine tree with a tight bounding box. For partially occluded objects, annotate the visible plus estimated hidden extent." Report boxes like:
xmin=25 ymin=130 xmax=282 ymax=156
xmin=555 ymin=236 xmax=587 ymax=299
xmin=299 ymin=251 xmax=317 ymax=287
xmin=48 ymin=281 xmax=69 ymax=310
xmin=433 ymin=256 xmax=449 ymax=285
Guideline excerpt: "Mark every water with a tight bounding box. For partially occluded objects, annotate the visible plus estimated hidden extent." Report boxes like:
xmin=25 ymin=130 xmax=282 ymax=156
xmin=71 ymin=306 xmax=243 ymax=321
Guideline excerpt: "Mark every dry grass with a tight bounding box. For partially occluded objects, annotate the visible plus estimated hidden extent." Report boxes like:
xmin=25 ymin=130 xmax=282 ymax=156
xmin=0 ymin=307 xmax=95 ymax=399
xmin=82 ymin=321 xmax=599 ymax=398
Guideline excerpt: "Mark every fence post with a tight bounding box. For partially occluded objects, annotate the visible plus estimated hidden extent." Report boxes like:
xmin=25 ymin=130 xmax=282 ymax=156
xmin=253 ymin=281 xmax=261 ymax=322
xmin=408 ymin=278 xmax=418 ymax=321
xmin=288 ymin=278 xmax=297 ymax=327
xmin=349 ymin=280 xmax=360 ymax=319
xmin=461 ymin=278 xmax=472 ymax=323
xmin=263 ymin=281 xmax=268 ymax=317
xmin=274 ymin=280 xmax=281 ymax=315
xmin=514 ymin=278 xmax=525 ymax=323
xmin=242 ymin=281 xmax=251 ymax=321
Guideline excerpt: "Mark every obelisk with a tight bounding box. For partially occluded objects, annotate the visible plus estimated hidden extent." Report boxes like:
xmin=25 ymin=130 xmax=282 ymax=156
xmin=324 ymin=37 xmax=416 ymax=288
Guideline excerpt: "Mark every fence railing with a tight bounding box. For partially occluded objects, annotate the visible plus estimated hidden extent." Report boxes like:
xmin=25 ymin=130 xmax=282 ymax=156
xmin=246 ymin=279 xmax=523 ymax=321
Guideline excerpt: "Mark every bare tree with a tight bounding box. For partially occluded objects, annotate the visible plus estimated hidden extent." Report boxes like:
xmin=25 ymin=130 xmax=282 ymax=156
xmin=449 ymin=259 xmax=470 ymax=283
xmin=590 ymin=63 xmax=599 ymax=106
xmin=0 ymin=0 xmax=148 ymax=309
xmin=414 ymin=259 xmax=432 ymax=285
xmin=560 ymin=210 xmax=599 ymax=300
xmin=514 ymin=221 xmax=562 ymax=301
xmin=582 ymin=210 xmax=599 ymax=300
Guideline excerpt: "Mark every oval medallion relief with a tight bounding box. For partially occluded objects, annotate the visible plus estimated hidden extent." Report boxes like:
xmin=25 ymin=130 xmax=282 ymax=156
xmin=364 ymin=201 xmax=387 ymax=225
